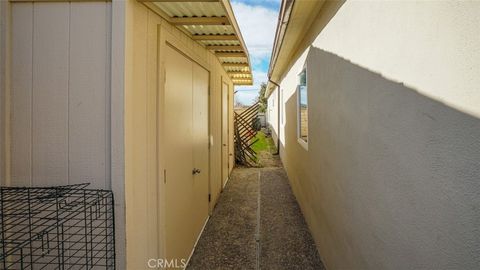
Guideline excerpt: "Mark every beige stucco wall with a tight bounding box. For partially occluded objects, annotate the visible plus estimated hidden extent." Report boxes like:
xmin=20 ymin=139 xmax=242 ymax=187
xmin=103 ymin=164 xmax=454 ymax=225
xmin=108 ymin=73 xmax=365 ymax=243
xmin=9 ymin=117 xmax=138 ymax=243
xmin=271 ymin=1 xmax=480 ymax=269
xmin=124 ymin=0 xmax=235 ymax=268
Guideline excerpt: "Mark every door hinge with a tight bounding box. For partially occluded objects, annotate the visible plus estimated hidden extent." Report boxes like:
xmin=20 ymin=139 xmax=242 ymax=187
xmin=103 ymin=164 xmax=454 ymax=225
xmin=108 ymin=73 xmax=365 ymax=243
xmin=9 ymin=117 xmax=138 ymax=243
xmin=208 ymin=194 xmax=211 ymax=202
xmin=164 ymin=169 xmax=167 ymax=184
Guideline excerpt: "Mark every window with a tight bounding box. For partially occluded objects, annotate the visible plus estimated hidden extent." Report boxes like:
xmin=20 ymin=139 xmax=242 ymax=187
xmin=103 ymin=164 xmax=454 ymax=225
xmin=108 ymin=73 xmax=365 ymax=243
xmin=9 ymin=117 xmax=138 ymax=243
xmin=297 ymin=68 xmax=308 ymax=146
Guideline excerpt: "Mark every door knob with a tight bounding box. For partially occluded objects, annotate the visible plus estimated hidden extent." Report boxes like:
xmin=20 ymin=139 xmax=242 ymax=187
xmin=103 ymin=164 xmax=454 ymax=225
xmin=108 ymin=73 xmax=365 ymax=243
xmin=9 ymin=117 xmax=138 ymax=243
xmin=192 ymin=168 xmax=201 ymax=175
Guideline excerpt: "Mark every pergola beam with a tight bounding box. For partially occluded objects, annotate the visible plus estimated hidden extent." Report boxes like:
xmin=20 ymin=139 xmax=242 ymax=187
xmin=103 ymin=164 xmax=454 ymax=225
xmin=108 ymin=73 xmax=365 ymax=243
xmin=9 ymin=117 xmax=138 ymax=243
xmin=206 ymin=45 xmax=243 ymax=51
xmin=222 ymin=63 xmax=249 ymax=67
xmin=192 ymin=34 xmax=237 ymax=41
xmin=230 ymin=74 xmax=252 ymax=78
xmin=170 ymin=16 xmax=230 ymax=25
xmin=233 ymin=82 xmax=253 ymax=85
xmin=228 ymin=71 xmax=251 ymax=75
xmin=216 ymin=52 xmax=246 ymax=58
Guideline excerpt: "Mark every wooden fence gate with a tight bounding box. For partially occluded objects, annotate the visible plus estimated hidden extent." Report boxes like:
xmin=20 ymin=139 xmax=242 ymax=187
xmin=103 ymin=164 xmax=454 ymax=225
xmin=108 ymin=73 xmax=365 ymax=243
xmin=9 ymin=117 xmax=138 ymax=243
xmin=233 ymin=102 xmax=260 ymax=166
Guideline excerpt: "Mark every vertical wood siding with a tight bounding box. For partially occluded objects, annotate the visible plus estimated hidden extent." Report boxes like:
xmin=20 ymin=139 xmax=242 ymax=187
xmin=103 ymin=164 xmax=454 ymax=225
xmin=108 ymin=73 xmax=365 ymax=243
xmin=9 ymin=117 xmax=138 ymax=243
xmin=0 ymin=0 xmax=8 ymax=186
xmin=10 ymin=2 xmax=112 ymax=188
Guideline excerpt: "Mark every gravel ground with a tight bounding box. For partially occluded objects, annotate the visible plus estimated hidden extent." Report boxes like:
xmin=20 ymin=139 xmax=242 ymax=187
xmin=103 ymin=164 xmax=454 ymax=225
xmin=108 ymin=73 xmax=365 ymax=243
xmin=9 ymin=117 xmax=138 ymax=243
xmin=187 ymin=152 xmax=325 ymax=270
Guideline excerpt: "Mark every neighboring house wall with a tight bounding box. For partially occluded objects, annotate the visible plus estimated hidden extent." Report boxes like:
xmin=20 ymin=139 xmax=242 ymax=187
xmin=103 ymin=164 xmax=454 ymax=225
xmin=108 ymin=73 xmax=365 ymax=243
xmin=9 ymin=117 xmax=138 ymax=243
xmin=276 ymin=1 xmax=480 ymax=269
xmin=124 ymin=0 xmax=235 ymax=268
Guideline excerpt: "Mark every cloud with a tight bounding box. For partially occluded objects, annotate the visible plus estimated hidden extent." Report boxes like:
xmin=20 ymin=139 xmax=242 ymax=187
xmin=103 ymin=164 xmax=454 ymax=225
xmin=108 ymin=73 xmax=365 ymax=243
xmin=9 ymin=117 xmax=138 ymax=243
xmin=234 ymin=0 xmax=281 ymax=12
xmin=231 ymin=1 xmax=279 ymax=105
xmin=232 ymin=2 xmax=278 ymax=59
xmin=235 ymin=90 xmax=258 ymax=105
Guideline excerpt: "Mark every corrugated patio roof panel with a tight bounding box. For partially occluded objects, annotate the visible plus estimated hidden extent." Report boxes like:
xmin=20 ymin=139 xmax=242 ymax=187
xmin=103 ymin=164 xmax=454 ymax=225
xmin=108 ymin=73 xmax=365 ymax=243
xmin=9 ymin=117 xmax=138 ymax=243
xmin=218 ymin=57 xmax=247 ymax=63
xmin=141 ymin=0 xmax=253 ymax=85
xmin=183 ymin=25 xmax=234 ymax=36
xmin=199 ymin=40 xmax=240 ymax=46
xmin=225 ymin=66 xmax=250 ymax=72
xmin=154 ymin=2 xmax=226 ymax=18
xmin=230 ymin=74 xmax=252 ymax=79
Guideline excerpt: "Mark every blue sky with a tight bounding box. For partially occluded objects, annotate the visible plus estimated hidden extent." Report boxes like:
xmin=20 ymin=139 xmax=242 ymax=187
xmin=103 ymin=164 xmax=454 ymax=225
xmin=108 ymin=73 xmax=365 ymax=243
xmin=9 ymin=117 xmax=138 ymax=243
xmin=231 ymin=0 xmax=281 ymax=105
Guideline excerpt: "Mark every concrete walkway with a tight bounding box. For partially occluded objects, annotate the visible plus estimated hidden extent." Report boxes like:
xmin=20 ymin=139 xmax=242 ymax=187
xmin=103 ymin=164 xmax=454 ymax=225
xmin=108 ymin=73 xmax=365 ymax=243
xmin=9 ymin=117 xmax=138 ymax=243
xmin=187 ymin=153 xmax=325 ymax=269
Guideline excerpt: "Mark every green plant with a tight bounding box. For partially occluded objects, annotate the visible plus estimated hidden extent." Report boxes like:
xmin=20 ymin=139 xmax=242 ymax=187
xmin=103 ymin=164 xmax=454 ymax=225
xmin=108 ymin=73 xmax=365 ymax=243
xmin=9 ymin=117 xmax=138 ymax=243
xmin=257 ymin=82 xmax=268 ymax=112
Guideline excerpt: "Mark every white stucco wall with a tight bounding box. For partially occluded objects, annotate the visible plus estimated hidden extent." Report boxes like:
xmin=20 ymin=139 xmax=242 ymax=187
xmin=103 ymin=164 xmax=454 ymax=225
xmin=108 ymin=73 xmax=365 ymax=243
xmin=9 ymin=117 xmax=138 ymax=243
xmin=314 ymin=1 xmax=480 ymax=119
xmin=276 ymin=1 xmax=480 ymax=269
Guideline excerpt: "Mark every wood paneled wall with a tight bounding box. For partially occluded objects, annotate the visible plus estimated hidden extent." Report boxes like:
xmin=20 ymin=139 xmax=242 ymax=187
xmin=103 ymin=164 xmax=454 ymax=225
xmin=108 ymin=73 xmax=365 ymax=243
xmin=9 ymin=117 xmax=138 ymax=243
xmin=9 ymin=2 xmax=112 ymax=188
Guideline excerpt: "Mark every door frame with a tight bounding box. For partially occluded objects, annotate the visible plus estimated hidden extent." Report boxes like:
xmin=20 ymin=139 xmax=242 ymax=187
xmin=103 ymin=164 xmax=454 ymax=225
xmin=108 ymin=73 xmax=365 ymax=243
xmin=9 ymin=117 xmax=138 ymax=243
xmin=221 ymin=78 xmax=230 ymax=189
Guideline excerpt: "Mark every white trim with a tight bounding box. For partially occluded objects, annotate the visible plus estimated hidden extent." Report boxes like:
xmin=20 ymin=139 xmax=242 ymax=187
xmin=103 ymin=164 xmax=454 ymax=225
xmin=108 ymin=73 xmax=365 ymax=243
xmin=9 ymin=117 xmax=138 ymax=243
xmin=223 ymin=176 xmax=230 ymax=188
xmin=297 ymin=137 xmax=308 ymax=151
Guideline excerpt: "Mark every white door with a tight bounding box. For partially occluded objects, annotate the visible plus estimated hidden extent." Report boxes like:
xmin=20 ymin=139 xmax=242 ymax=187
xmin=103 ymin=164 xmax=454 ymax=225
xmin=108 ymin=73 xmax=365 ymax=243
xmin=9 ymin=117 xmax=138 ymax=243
xmin=164 ymin=45 xmax=209 ymax=262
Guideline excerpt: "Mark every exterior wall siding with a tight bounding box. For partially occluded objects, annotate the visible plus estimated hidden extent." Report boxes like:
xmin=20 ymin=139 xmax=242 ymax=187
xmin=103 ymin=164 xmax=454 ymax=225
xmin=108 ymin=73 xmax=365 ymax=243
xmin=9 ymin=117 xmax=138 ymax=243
xmin=8 ymin=2 xmax=112 ymax=188
xmin=272 ymin=1 xmax=480 ymax=269
xmin=5 ymin=1 xmax=126 ymax=267
xmin=0 ymin=0 xmax=8 ymax=186
xmin=124 ymin=1 xmax=159 ymax=267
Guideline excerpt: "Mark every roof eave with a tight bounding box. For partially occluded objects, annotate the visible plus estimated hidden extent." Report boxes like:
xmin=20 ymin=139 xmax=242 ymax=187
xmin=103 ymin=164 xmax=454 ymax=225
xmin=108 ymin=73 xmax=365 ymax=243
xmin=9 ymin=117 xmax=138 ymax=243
xmin=266 ymin=0 xmax=326 ymax=97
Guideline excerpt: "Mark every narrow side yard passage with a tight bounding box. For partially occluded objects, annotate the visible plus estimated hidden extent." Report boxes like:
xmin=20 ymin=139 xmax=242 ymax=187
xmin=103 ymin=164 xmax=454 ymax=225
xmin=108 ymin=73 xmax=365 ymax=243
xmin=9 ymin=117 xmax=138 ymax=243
xmin=187 ymin=152 xmax=325 ymax=269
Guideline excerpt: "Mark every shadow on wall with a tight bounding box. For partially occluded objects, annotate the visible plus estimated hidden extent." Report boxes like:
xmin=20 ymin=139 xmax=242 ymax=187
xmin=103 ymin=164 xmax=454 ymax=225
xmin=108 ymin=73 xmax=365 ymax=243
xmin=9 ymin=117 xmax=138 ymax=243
xmin=282 ymin=47 xmax=480 ymax=270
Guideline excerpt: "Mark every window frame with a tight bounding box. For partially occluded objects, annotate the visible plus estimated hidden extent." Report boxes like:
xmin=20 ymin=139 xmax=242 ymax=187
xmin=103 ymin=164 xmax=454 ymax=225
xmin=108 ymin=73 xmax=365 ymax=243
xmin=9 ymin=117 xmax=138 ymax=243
xmin=297 ymin=67 xmax=308 ymax=150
